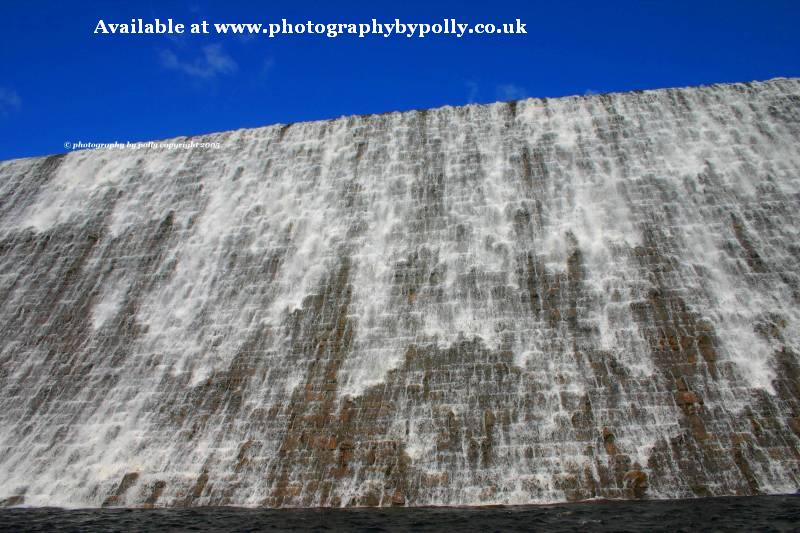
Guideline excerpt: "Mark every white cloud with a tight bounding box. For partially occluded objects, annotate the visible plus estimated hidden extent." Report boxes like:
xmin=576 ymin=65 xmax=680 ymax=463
xmin=0 ymin=88 xmax=21 ymax=116
xmin=466 ymin=81 xmax=479 ymax=103
xmin=160 ymin=44 xmax=238 ymax=79
xmin=496 ymin=83 xmax=527 ymax=101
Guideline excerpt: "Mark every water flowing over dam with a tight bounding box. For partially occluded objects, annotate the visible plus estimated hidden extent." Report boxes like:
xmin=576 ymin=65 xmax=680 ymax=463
xmin=1 ymin=78 xmax=799 ymax=508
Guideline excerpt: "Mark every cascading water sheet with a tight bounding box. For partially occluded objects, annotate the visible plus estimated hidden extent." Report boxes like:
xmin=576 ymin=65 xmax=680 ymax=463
xmin=0 ymin=78 xmax=799 ymax=508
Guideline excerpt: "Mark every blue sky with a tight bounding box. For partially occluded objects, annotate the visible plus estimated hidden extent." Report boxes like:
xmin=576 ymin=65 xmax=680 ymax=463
xmin=1 ymin=0 xmax=799 ymax=160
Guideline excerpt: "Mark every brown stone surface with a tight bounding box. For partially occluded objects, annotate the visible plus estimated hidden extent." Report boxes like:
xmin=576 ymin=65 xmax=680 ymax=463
xmin=0 ymin=79 xmax=799 ymax=507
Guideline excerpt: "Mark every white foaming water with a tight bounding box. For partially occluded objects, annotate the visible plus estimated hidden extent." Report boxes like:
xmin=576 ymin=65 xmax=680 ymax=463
xmin=0 ymin=79 xmax=799 ymax=508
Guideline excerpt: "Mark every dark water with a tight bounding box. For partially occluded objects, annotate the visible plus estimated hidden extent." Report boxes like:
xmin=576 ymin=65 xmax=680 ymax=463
xmin=1 ymin=495 xmax=798 ymax=532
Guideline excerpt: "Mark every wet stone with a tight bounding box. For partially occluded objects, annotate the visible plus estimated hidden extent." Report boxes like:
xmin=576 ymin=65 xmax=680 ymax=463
xmin=0 ymin=79 xmax=799 ymax=507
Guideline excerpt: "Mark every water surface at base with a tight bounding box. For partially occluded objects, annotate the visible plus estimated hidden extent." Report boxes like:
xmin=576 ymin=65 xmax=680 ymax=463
xmin=1 ymin=495 xmax=798 ymax=532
